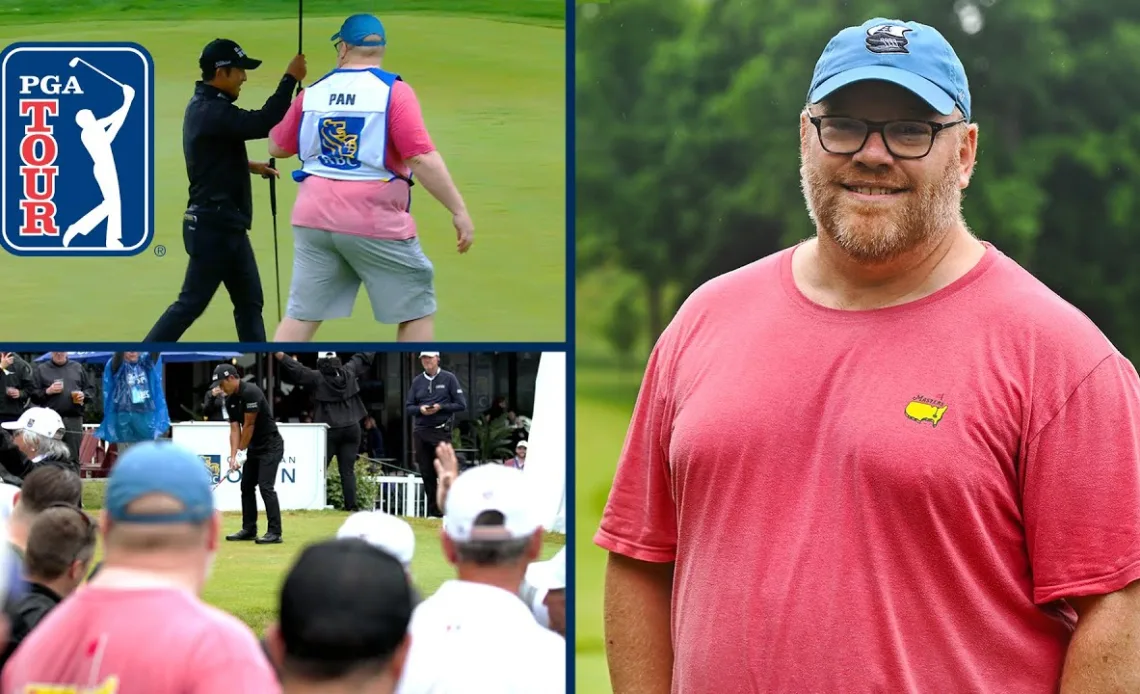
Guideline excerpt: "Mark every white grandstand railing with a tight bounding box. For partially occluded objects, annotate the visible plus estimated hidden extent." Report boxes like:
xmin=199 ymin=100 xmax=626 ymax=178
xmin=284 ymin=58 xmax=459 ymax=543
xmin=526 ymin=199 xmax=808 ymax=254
xmin=370 ymin=475 xmax=427 ymax=518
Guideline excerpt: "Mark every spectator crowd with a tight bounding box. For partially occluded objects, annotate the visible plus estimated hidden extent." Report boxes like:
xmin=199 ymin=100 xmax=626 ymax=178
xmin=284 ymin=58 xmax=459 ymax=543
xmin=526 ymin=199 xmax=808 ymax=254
xmin=0 ymin=439 xmax=565 ymax=692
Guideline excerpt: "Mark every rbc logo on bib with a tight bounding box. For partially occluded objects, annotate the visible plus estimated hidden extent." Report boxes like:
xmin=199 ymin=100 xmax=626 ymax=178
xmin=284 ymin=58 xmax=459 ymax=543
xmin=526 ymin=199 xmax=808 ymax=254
xmin=318 ymin=116 xmax=363 ymax=170
xmin=0 ymin=42 xmax=154 ymax=256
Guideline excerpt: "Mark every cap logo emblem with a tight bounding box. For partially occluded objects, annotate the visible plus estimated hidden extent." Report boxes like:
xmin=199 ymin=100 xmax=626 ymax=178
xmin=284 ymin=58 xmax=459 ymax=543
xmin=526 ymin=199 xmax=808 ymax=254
xmin=866 ymin=24 xmax=912 ymax=54
xmin=234 ymin=47 xmax=246 ymax=57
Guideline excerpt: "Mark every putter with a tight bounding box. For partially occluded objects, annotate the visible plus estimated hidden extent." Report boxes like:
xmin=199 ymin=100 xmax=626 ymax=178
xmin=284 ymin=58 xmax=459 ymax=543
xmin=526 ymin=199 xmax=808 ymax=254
xmin=267 ymin=157 xmax=282 ymax=323
xmin=68 ymin=57 xmax=126 ymax=88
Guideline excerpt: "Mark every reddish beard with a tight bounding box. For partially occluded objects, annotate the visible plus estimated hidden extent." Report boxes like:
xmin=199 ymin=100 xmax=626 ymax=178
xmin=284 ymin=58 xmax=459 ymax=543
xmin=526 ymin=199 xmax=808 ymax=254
xmin=801 ymin=151 xmax=962 ymax=263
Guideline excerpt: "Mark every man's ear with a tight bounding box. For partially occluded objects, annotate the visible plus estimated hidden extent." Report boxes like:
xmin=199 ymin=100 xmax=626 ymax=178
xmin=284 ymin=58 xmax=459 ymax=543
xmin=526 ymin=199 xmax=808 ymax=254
xmin=264 ymin=622 xmax=286 ymax=669
xmin=391 ymin=633 xmax=411 ymax=679
xmin=958 ymin=122 xmax=979 ymax=190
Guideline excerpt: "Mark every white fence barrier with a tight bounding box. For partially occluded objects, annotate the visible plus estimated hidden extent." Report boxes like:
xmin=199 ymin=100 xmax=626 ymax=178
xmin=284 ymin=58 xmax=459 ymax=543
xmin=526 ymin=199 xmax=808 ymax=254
xmin=370 ymin=475 xmax=427 ymax=517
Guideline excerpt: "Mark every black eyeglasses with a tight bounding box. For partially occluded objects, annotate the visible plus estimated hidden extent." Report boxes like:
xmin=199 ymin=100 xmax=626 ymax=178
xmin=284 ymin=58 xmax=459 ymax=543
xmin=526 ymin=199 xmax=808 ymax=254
xmin=45 ymin=502 xmax=96 ymax=565
xmin=808 ymin=115 xmax=966 ymax=160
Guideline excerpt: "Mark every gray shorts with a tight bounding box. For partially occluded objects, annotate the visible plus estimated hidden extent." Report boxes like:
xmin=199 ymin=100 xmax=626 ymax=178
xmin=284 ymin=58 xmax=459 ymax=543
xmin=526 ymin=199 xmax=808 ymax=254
xmin=286 ymin=226 xmax=437 ymax=324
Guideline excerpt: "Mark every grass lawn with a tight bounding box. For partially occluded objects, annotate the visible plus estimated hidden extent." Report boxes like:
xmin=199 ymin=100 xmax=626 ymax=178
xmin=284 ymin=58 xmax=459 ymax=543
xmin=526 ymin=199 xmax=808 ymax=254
xmin=0 ymin=0 xmax=565 ymax=342
xmin=574 ymin=363 xmax=645 ymax=693
xmin=80 ymin=479 xmax=567 ymax=636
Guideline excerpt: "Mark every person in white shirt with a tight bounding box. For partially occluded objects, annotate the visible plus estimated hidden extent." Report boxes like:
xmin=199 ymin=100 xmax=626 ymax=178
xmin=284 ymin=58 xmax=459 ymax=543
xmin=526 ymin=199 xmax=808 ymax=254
xmin=521 ymin=546 xmax=565 ymax=636
xmin=396 ymin=455 xmax=565 ymax=694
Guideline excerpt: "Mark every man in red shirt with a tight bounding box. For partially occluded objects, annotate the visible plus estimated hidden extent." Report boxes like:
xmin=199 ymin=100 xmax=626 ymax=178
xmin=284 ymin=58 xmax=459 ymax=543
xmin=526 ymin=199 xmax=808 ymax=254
xmin=596 ymin=17 xmax=1140 ymax=694
xmin=2 ymin=441 xmax=279 ymax=693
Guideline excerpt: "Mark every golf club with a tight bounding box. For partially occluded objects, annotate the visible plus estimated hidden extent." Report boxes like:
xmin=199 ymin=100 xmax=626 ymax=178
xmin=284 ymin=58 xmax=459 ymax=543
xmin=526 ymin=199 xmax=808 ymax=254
xmin=296 ymin=0 xmax=304 ymax=96
xmin=68 ymin=57 xmax=125 ymax=88
xmin=268 ymin=157 xmax=282 ymax=323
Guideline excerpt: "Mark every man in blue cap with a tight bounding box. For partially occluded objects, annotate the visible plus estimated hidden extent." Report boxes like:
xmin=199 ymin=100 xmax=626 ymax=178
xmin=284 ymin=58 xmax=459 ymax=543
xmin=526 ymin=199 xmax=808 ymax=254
xmin=1 ymin=441 xmax=279 ymax=690
xmin=267 ymin=13 xmax=474 ymax=343
xmin=597 ymin=17 xmax=1140 ymax=693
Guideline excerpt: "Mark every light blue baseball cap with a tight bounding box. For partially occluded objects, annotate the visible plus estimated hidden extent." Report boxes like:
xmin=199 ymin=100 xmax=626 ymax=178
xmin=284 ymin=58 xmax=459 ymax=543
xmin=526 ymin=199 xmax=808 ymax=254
xmin=105 ymin=441 xmax=214 ymax=524
xmin=331 ymin=14 xmax=387 ymax=47
xmin=808 ymin=18 xmax=971 ymax=121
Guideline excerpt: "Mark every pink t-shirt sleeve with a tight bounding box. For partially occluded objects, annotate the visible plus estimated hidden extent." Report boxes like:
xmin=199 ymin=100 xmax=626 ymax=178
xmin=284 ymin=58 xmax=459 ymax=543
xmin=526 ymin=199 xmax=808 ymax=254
xmin=268 ymin=91 xmax=305 ymax=156
xmin=1023 ymin=352 xmax=1140 ymax=604
xmin=594 ymin=335 xmax=680 ymax=563
xmin=387 ymin=80 xmax=435 ymax=163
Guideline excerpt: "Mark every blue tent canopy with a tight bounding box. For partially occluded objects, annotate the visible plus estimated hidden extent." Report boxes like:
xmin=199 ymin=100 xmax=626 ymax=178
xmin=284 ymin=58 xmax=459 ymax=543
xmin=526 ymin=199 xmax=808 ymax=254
xmin=35 ymin=351 xmax=242 ymax=364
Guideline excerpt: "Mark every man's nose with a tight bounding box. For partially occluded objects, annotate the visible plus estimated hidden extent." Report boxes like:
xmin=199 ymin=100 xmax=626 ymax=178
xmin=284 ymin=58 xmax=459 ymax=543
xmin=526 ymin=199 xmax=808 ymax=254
xmin=852 ymin=131 xmax=895 ymax=167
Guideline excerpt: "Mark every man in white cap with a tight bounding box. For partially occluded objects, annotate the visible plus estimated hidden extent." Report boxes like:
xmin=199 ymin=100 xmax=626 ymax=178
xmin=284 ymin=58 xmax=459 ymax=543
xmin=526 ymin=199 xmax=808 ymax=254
xmin=504 ymin=440 xmax=526 ymax=470
xmin=395 ymin=462 xmax=564 ymax=694
xmin=337 ymin=511 xmax=415 ymax=575
xmin=0 ymin=407 xmax=77 ymax=480
xmin=403 ymin=352 xmax=466 ymax=517
xmin=521 ymin=546 xmax=565 ymax=636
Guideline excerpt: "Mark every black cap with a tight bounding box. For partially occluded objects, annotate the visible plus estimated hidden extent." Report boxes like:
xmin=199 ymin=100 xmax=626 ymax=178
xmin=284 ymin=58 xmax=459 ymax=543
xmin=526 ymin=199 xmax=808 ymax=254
xmin=199 ymin=38 xmax=263 ymax=72
xmin=213 ymin=363 xmax=238 ymax=381
xmin=280 ymin=539 xmax=414 ymax=662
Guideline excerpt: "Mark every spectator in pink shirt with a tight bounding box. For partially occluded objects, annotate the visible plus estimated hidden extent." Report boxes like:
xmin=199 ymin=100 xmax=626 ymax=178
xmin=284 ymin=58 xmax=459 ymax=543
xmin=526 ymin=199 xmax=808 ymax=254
xmin=1 ymin=441 xmax=280 ymax=693
xmin=597 ymin=16 xmax=1140 ymax=694
xmin=268 ymin=13 xmax=474 ymax=343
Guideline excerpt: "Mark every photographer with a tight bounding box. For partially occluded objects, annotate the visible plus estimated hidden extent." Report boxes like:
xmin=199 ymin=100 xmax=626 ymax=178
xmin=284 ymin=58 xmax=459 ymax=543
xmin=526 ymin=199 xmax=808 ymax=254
xmin=274 ymin=351 xmax=373 ymax=512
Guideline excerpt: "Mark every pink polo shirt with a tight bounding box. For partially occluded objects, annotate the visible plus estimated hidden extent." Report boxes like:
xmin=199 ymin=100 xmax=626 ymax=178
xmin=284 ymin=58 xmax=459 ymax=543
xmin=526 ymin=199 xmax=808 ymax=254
xmin=1 ymin=585 xmax=280 ymax=693
xmin=597 ymin=242 xmax=1140 ymax=693
xmin=268 ymin=78 xmax=435 ymax=241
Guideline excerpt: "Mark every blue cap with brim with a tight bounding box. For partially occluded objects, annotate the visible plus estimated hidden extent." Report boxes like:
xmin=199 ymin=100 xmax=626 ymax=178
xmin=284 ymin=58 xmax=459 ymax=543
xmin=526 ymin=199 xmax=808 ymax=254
xmin=105 ymin=441 xmax=214 ymax=524
xmin=331 ymin=14 xmax=387 ymax=47
xmin=808 ymin=18 xmax=971 ymax=121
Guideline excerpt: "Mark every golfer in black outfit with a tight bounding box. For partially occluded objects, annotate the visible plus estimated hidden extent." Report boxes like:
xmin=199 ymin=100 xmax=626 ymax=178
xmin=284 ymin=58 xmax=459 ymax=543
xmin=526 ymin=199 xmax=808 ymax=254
xmin=215 ymin=364 xmax=285 ymax=544
xmin=404 ymin=352 xmax=467 ymax=517
xmin=274 ymin=351 xmax=374 ymax=511
xmin=144 ymin=40 xmax=307 ymax=343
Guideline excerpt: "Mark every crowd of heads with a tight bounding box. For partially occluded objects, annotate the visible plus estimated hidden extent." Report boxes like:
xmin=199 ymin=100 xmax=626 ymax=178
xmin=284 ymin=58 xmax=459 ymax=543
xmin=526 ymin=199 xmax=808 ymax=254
xmin=0 ymin=439 xmax=565 ymax=691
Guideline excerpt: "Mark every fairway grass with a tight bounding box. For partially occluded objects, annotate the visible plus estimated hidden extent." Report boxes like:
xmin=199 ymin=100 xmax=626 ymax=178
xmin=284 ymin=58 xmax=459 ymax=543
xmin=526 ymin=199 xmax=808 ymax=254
xmin=80 ymin=482 xmax=567 ymax=636
xmin=0 ymin=9 xmax=564 ymax=342
xmin=575 ymin=364 xmax=644 ymax=694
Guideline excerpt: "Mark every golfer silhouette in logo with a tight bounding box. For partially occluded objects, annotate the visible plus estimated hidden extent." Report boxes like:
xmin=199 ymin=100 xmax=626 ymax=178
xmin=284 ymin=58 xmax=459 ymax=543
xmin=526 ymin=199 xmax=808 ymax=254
xmin=62 ymin=82 xmax=135 ymax=249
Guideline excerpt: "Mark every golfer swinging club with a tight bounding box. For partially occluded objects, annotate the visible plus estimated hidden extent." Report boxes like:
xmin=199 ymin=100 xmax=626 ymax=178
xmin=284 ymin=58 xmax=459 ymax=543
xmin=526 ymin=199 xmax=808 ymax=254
xmin=63 ymin=80 xmax=134 ymax=250
xmin=267 ymin=13 xmax=474 ymax=343
xmin=214 ymin=363 xmax=285 ymax=544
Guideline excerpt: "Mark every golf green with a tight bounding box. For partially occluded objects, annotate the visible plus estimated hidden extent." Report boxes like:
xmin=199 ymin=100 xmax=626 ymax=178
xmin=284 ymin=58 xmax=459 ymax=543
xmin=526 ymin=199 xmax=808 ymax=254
xmin=79 ymin=482 xmax=567 ymax=636
xmin=0 ymin=11 xmax=564 ymax=342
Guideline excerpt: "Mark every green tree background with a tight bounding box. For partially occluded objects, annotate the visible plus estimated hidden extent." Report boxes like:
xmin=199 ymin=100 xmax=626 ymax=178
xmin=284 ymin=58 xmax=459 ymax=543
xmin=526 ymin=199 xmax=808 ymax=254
xmin=574 ymin=1 xmax=1140 ymax=690
xmin=577 ymin=0 xmax=1140 ymax=365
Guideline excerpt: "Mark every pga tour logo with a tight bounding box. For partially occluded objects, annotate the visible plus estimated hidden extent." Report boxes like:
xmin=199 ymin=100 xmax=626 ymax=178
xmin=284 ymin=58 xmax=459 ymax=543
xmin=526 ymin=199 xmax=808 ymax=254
xmin=0 ymin=42 xmax=153 ymax=256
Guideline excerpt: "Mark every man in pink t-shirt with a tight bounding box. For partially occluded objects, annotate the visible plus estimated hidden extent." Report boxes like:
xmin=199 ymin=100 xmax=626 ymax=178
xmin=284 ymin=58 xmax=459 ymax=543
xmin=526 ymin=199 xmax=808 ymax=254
xmin=267 ymin=14 xmax=474 ymax=344
xmin=596 ymin=17 xmax=1140 ymax=694
xmin=1 ymin=441 xmax=280 ymax=694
